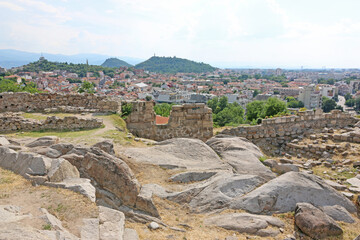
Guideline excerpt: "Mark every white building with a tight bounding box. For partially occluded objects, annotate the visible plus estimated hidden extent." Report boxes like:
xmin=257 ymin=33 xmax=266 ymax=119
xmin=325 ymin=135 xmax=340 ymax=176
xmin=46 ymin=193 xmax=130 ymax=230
xmin=298 ymin=84 xmax=322 ymax=109
xmin=319 ymin=85 xmax=337 ymax=98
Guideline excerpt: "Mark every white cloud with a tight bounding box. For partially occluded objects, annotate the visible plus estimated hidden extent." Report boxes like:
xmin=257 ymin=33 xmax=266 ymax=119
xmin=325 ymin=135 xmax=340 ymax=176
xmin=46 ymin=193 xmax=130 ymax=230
xmin=0 ymin=1 xmax=24 ymax=11
xmin=1 ymin=0 xmax=360 ymax=67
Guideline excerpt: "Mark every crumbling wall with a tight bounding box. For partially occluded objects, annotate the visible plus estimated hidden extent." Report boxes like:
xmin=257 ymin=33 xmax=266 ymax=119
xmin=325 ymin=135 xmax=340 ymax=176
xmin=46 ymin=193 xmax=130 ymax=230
xmin=0 ymin=92 xmax=120 ymax=113
xmin=221 ymin=109 xmax=359 ymax=155
xmin=0 ymin=113 xmax=103 ymax=133
xmin=125 ymin=102 xmax=213 ymax=141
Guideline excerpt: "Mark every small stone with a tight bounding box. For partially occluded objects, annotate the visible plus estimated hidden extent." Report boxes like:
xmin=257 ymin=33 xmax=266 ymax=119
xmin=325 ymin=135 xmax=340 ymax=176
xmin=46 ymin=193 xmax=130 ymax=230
xmin=148 ymin=222 xmax=159 ymax=230
xmin=341 ymin=192 xmax=354 ymax=200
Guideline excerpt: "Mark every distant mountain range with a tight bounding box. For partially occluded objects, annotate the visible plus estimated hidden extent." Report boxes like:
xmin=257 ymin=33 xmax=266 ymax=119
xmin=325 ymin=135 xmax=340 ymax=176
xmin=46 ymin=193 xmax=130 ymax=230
xmin=134 ymin=56 xmax=217 ymax=73
xmin=101 ymin=58 xmax=132 ymax=68
xmin=0 ymin=49 xmax=143 ymax=69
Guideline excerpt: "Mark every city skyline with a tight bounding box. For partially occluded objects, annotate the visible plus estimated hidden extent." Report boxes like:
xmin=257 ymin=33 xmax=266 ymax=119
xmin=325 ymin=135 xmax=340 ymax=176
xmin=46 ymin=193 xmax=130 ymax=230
xmin=1 ymin=0 xmax=360 ymax=68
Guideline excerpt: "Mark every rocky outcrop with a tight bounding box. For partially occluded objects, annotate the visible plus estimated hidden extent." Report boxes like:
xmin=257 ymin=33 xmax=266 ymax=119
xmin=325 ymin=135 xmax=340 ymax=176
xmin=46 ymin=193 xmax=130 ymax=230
xmin=204 ymin=213 xmax=284 ymax=237
xmin=99 ymin=206 xmax=125 ymax=240
xmin=230 ymin=172 xmax=357 ymax=214
xmin=295 ymin=203 xmax=343 ymax=239
xmin=61 ymin=144 xmax=159 ymax=217
xmin=321 ymin=205 xmax=355 ymax=223
xmin=92 ymin=140 xmax=115 ymax=155
xmin=206 ymin=135 xmax=275 ymax=181
xmin=123 ymin=138 xmax=229 ymax=171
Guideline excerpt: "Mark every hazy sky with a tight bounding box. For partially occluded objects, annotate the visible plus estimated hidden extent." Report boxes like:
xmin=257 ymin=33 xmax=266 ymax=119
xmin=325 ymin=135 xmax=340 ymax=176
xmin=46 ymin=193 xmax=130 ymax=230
xmin=1 ymin=0 xmax=360 ymax=68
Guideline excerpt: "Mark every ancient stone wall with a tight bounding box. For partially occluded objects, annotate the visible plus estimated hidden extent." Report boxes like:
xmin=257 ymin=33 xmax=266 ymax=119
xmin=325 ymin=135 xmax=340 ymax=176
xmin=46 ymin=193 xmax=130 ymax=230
xmin=221 ymin=109 xmax=359 ymax=155
xmin=0 ymin=92 xmax=120 ymax=113
xmin=124 ymin=101 xmax=213 ymax=141
xmin=0 ymin=113 xmax=103 ymax=133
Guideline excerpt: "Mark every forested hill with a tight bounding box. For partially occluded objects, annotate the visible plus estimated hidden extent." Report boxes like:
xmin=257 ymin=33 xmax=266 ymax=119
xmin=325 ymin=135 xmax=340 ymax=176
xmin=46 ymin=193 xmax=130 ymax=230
xmin=135 ymin=56 xmax=217 ymax=73
xmin=17 ymin=60 xmax=116 ymax=78
xmin=101 ymin=58 xmax=132 ymax=68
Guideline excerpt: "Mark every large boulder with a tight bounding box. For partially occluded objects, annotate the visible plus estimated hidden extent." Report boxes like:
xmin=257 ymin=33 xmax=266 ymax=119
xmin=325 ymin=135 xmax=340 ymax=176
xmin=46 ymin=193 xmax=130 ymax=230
xmin=64 ymin=147 xmax=158 ymax=217
xmin=230 ymin=172 xmax=357 ymax=214
xmin=0 ymin=147 xmax=52 ymax=177
xmin=99 ymin=206 xmax=125 ymax=240
xmin=92 ymin=140 xmax=115 ymax=155
xmin=0 ymin=136 xmax=10 ymax=146
xmin=186 ymin=174 xmax=265 ymax=213
xmin=50 ymin=143 xmax=74 ymax=155
xmin=25 ymin=136 xmax=59 ymax=148
xmin=47 ymin=158 xmax=80 ymax=182
xmin=204 ymin=213 xmax=284 ymax=237
xmin=321 ymin=205 xmax=355 ymax=223
xmin=45 ymin=178 xmax=96 ymax=202
xmin=123 ymin=138 xmax=229 ymax=171
xmin=206 ymin=135 xmax=275 ymax=181
xmin=295 ymin=203 xmax=343 ymax=239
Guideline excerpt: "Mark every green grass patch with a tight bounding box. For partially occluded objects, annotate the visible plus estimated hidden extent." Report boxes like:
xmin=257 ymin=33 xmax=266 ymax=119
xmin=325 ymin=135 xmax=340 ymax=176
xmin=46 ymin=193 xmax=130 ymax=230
xmin=259 ymin=156 xmax=267 ymax=162
xmin=21 ymin=113 xmax=75 ymax=121
xmin=8 ymin=127 xmax=102 ymax=139
xmin=42 ymin=224 xmax=52 ymax=230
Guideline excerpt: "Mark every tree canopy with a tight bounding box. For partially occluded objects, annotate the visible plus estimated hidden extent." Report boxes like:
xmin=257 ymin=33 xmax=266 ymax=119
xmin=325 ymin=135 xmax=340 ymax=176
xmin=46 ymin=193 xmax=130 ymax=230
xmin=207 ymin=96 xmax=245 ymax=127
xmin=78 ymin=81 xmax=95 ymax=93
xmin=0 ymin=77 xmax=40 ymax=93
xmin=245 ymin=97 xmax=288 ymax=123
xmin=18 ymin=60 xmax=116 ymax=78
xmin=135 ymin=56 xmax=216 ymax=74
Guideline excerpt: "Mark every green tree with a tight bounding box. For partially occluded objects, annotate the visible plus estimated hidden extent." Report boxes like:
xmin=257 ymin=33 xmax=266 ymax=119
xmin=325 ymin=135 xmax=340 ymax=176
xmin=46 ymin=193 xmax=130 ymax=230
xmin=345 ymin=98 xmax=355 ymax=107
xmin=145 ymin=95 xmax=152 ymax=101
xmin=246 ymin=100 xmax=265 ymax=122
xmin=154 ymin=103 xmax=173 ymax=117
xmin=345 ymin=93 xmax=352 ymax=101
xmin=286 ymin=96 xmax=304 ymax=108
xmin=322 ymin=97 xmax=337 ymax=113
xmin=262 ymin=97 xmax=287 ymax=117
xmin=355 ymin=97 xmax=360 ymax=112
xmin=252 ymin=89 xmax=259 ymax=98
xmin=78 ymin=81 xmax=95 ymax=93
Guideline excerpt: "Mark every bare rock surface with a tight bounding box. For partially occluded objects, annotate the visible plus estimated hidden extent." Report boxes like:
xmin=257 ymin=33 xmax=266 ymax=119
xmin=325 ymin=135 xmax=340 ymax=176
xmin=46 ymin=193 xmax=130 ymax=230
xmin=204 ymin=213 xmax=284 ymax=237
xmin=295 ymin=203 xmax=343 ymax=239
xmin=230 ymin=172 xmax=357 ymax=214
xmin=169 ymin=171 xmax=217 ymax=183
xmin=123 ymin=138 xmax=229 ymax=171
xmin=123 ymin=228 xmax=139 ymax=240
xmin=25 ymin=136 xmax=59 ymax=148
xmin=81 ymin=218 xmax=99 ymax=240
xmin=321 ymin=205 xmax=355 ymax=223
xmin=44 ymin=178 xmax=96 ymax=202
xmin=206 ymin=135 xmax=275 ymax=181
xmin=47 ymin=158 xmax=80 ymax=182
xmin=92 ymin=140 xmax=115 ymax=155
xmin=99 ymin=206 xmax=125 ymax=240
xmin=0 ymin=136 xmax=10 ymax=146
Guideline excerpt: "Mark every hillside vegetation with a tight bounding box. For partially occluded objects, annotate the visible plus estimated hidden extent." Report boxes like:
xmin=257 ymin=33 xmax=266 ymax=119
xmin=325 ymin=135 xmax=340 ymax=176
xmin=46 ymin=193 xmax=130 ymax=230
xmin=135 ymin=56 xmax=216 ymax=73
xmin=101 ymin=58 xmax=132 ymax=68
xmin=17 ymin=60 xmax=116 ymax=78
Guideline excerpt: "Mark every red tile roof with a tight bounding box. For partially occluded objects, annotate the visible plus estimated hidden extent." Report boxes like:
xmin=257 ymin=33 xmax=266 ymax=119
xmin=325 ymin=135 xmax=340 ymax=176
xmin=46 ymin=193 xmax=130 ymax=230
xmin=156 ymin=115 xmax=169 ymax=125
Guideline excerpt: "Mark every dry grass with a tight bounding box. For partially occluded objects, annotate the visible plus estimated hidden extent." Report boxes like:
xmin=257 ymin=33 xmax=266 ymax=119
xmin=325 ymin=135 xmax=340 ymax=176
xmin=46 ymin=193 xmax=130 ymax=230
xmin=0 ymin=167 xmax=98 ymax=236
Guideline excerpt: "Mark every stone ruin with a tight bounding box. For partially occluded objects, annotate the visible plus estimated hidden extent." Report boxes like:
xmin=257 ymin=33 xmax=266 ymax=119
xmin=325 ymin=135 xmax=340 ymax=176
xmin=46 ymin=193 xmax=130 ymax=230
xmin=0 ymin=92 xmax=120 ymax=113
xmin=124 ymin=101 xmax=213 ymax=141
xmin=0 ymin=113 xmax=103 ymax=133
xmin=221 ymin=109 xmax=359 ymax=156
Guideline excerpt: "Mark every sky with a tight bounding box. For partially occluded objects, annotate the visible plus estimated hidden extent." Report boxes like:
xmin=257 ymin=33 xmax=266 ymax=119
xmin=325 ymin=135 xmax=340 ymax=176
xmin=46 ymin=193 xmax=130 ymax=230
xmin=1 ymin=0 xmax=360 ymax=68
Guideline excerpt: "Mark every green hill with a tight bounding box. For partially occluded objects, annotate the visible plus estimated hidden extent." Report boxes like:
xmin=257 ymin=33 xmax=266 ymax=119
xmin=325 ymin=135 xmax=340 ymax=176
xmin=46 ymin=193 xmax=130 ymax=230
xmin=17 ymin=60 xmax=116 ymax=78
xmin=135 ymin=56 xmax=216 ymax=73
xmin=101 ymin=58 xmax=132 ymax=68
